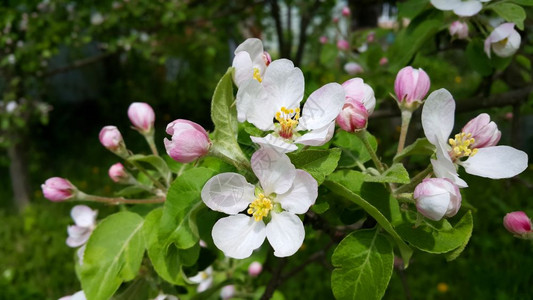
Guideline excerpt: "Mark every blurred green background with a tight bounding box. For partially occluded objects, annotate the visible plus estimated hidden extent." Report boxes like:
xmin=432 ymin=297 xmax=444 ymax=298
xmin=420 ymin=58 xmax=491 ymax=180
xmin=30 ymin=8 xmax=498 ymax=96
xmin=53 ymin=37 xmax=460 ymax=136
xmin=1 ymin=0 xmax=532 ymax=299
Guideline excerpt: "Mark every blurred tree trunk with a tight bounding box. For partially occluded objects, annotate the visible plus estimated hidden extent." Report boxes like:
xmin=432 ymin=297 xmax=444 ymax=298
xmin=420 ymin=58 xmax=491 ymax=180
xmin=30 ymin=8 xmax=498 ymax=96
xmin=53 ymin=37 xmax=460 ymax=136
xmin=350 ymin=0 xmax=380 ymax=29
xmin=8 ymin=136 xmax=31 ymax=211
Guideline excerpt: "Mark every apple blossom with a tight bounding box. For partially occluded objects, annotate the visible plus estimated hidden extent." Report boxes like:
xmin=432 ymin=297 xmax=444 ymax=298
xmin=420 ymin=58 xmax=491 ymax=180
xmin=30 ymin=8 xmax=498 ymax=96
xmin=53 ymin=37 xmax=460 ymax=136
xmin=430 ymin=0 xmax=491 ymax=17
xmin=394 ymin=66 xmax=431 ymax=106
xmin=503 ymin=211 xmax=532 ymax=237
xmin=99 ymin=126 xmax=127 ymax=155
xmin=59 ymin=291 xmax=86 ymax=300
xmin=232 ymin=38 xmax=270 ymax=88
xmin=164 ymin=119 xmax=211 ymax=163
xmin=414 ymin=178 xmax=462 ymax=221
xmin=337 ymin=39 xmax=350 ymax=51
xmin=189 ymin=266 xmax=213 ymax=292
xmin=201 ymin=148 xmax=318 ymax=258
xmin=336 ymin=78 xmax=375 ymax=132
xmin=248 ymin=261 xmax=263 ymax=277
xmin=220 ymin=285 xmax=236 ymax=300
xmin=66 ymin=205 xmax=98 ymax=264
xmin=41 ymin=177 xmax=76 ymax=202
xmin=449 ymin=21 xmax=469 ymax=39
xmin=127 ymin=102 xmax=155 ymax=133
xmin=484 ymin=23 xmax=521 ymax=58
xmin=421 ymin=89 xmax=528 ymax=187
xmin=344 ymin=62 xmax=363 ymax=75
xmin=152 ymin=294 xmax=178 ymax=300
xmin=236 ymin=59 xmax=345 ymax=153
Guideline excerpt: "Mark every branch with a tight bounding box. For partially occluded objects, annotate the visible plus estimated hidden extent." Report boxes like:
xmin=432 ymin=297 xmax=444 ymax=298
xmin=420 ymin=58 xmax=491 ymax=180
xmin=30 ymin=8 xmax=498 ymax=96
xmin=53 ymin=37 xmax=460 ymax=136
xmin=294 ymin=0 xmax=321 ymax=66
xmin=260 ymin=257 xmax=286 ymax=300
xmin=269 ymin=0 xmax=286 ymax=58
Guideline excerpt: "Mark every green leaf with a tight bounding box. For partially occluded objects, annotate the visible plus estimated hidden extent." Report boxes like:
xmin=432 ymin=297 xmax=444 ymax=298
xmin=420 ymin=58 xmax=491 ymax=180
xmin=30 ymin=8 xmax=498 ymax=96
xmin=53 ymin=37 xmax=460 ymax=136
xmin=210 ymin=68 xmax=250 ymax=169
xmin=466 ymin=39 xmax=493 ymax=76
xmin=325 ymin=171 xmax=412 ymax=266
xmin=320 ymin=43 xmax=338 ymax=65
xmin=143 ymin=208 xmax=188 ymax=285
xmin=364 ymin=163 xmax=410 ymax=184
xmin=510 ymin=0 xmax=533 ymax=6
xmin=159 ymin=167 xmax=217 ymax=249
xmin=333 ymin=130 xmax=377 ymax=167
xmin=397 ymin=0 xmax=429 ymax=19
xmin=490 ymin=3 xmax=526 ymax=30
xmin=80 ymin=212 xmax=145 ymax=300
xmin=287 ymin=148 xmax=341 ymax=185
xmin=396 ymin=211 xmax=473 ymax=254
xmin=331 ymin=228 xmax=394 ymax=300
xmin=128 ymin=154 xmax=172 ymax=184
xmin=393 ymin=138 xmax=435 ymax=163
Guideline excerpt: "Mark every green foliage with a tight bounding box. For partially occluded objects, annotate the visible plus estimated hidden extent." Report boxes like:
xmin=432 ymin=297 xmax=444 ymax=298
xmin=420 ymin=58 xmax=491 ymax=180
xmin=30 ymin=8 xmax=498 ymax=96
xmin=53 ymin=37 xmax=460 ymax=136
xmin=80 ymin=211 xmax=145 ymax=300
xmin=159 ymin=167 xmax=217 ymax=249
xmin=489 ymin=2 xmax=526 ymax=30
xmin=364 ymin=163 xmax=410 ymax=184
xmin=331 ymin=228 xmax=394 ymax=300
xmin=128 ymin=154 xmax=172 ymax=185
xmin=333 ymin=130 xmax=377 ymax=167
xmin=393 ymin=138 xmax=435 ymax=163
xmin=287 ymin=148 xmax=341 ymax=185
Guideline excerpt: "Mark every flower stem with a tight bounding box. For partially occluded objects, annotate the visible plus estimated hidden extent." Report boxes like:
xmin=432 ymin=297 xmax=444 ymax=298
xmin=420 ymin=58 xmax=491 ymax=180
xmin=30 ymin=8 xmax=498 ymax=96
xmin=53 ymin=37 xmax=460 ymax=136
xmin=144 ymin=132 xmax=159 ymax=156
xmin=397 ymin=110 xmax=413 ymax=154
xmin=394 ymin=165 xmax=433 ymax=195
xmin=77 ymin=192 xmax=165 ymax=204
xmin=128 ymin=160 xmax=167 ymax=190
xmin=356 ymin=129 xmax=384 ymax=173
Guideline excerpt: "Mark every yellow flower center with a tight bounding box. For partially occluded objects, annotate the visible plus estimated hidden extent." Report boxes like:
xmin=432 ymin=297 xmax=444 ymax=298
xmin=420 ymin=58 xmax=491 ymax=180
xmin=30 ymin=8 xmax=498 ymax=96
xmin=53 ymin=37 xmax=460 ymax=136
xmin=247 ymin=193 xmax=273 ymax=222
xmin=275 ymin=106 xmax=300 ymax=140
xmin=497 ymin=38 xmax=508 ymax=46
xmin=253 ymin=67 xmax=262 ymax=82
xmin=449 ymin=132 xmax=478 ymax=158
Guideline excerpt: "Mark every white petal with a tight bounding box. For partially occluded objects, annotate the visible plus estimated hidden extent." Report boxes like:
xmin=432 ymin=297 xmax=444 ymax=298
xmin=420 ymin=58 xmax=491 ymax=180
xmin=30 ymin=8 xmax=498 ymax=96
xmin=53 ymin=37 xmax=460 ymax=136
xmin=492 ymin=30 xmax=521 ymax=58
xmin=276 ymin=170 xmax=317 ymax=214
xmin=235 ymin=38 xmax=264 ymax=68
xmin=212 ymin=215 xmax=266 ymax=259
xmin=487 ymin=23 xmax=515 ymax=44
xmin=66 ymin=228 xmax=91 ymax=248
xmin=462 ymin=146 xmax=528 ymax=179
xmin=416 ymin=193 xmax=450 ymax=221
xmin=422 ymin=89 xmax=455 ymax=146
xmin=201 ymin=173 xmax=255 ymax=215
xmin=235 ymin=73 xmax=264 ymax=122
xmin=294 ymin=122 xmax=335 ymax=146
xmin=71 ymin=291 xmax=87 ymax=300
xmin=250 ymin=134 xmax=299 ymax=153
xmin=71 ymin=205 xmax=97 ymax=228
xmin=232 ymin=51 xmax=253 ymax=88
xmin=432 ymin=138 xmax=468 ymax=187
xmin=453 ymin=1 xmax=482 ymax=17
xmin=266 ymin=212 xmax=305 ymax=257
xmin=239 ymin=82 xmax=277 ymax=131
xmin=431 ymin=0 xmax=461 ymax=10
xmin=189 ymin=266 xmax=212 ymax=284
xmin=299 ymin=83 xmax=345 ymax=130
xmin=197 ymin=276 xmax=213 ymax=292
xmin=262 ymin=59 xmax=304 ymax=110
xmin=251 ymin=148 xmax=296 ymax=195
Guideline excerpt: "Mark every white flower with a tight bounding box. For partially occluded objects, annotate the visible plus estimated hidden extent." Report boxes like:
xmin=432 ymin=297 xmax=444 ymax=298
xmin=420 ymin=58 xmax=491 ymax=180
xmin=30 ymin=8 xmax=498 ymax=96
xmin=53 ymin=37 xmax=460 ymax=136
xmin=484 ymin=23 xmax=521 ymax=58
xmin=152 ymin=294 xmax=178 ymax=300
xmin=59 ymin=290 xmax=86 ymax=300
xmin=421 ymin=89 xmax=528 ymax=187
xmin=66 ymin=205 xmax=97 ymax=264
xmin=232 ymin=38 xmax=270 ymax=88
xmin=430 ymin=0 xmax=491 ymax=17
xmin=237 ymin=59 xmax=345 ymax=153
xmin=201 ymin=148 xmax=318 ymax=258
xmin=189 ymin=266 xmax=213 ymax=292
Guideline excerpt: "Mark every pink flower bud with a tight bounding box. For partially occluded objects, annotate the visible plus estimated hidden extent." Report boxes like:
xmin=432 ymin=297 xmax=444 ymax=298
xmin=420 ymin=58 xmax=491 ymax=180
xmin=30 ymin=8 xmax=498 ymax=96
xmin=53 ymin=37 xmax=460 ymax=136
xmin=379 ymin=57 xmax=388 ymax=66
xmin=41 ymin=177 xmax=76 ymax=202
xmin=414 ymin=178 xmax=461 ymax=221
xmin=336 ymin=78 xmax=376 ymax=132
xmin=337 ymin=39 xmax=350 ymax=51
xmin=503 ymin=211 xmax=532 ymax=235
xmin=220 ymin=285 xmax=235 ymax=300
xmin=319 ymin=36 xmax=328 ymax=44
xmin=394 ymin=66 xmax=431 ymax=104
xmin=333 ymin=17 xmax=339 ymax=23
xmin=248 ymin=261 xmax=263 ymax=277
xmin=343 ymin=62 xmax=363 ymax=75
xmin=263 ymin=51 xmax=272 ymax=66
xmin=367 ymin=32 xmax=376 ymax=43
xmin=99 ymin=126 xmax=124 ymax=151
xmin=342 ymin=6 xmax=351 ymax=17
xmin=449 ymin=21 xmax=468 ymax=40
xmin=127 ymin=102 xmax=155 ymax=133
xmin=461 ymin=113 xmax=501 ymax=148
xmin=164 ymin=119 xmax=211 ymax=163
xmin=108 ymin=163 xmax=129 ymax=183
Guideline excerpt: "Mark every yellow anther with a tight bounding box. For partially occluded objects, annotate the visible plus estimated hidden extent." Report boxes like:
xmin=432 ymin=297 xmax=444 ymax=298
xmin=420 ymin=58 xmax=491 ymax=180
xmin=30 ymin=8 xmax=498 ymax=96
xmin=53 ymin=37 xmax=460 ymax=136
xmin=253 ymin=68 xmax=262 ymax=82
xmin=275 ymin=106 xmax=300 ymax=139
xmin=449 ymin=131 xmax=478 ymax=159
xmin=248 ymin=193 xmax=273 ymax=222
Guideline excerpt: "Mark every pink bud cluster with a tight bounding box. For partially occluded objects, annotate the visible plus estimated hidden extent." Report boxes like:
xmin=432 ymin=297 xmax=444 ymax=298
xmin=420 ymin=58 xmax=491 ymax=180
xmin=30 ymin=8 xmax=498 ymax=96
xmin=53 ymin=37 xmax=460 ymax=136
xmin=336 ymin=78 xmax=375 ymax=132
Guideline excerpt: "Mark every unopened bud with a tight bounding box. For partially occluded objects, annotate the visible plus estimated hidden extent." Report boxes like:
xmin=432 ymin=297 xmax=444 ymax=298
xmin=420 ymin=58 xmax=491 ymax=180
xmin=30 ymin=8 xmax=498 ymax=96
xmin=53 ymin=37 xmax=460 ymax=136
xmin=394 ymin=66 xmax=430 ymax=106
xmin=344 ymin=62 xmax=363 ymax=75
xmin=342 ymin=6 xmax=351 ymax=17
xmin=164 ymin=119 xmax=211 ymax=163
xmin=414 ymin=178 xmax=461 ymax=221
xmin=108 ymin=163 xmax=131 ymax=183
xmin=128 ymin=102 xmax=155 ymax=133
xmin=503 ymin=211 xmax=532 ymax=237
xmin=248 ymin=261 xmax=263 ymax=277
xmin=99 ymin=126 xmax=128 ymax=157
xmin=41 ymin=177 xmax=76 ymax=202
xmin=337 ymin=39 xmax=350 ymax=51
xmin=220 ymin=285 xmax=235 ymax=300
xmin=336 ymin=78 xmax=375 ymax=132
xmin=263 ymin=51 xmax=272 ymax=66
xmin=319 ymin=36 xmax=328 ymax=44
xmin=449 ymin=21 xmax=468 ymax=40
xmin=461 ymin=113 xmax=501 ymax=148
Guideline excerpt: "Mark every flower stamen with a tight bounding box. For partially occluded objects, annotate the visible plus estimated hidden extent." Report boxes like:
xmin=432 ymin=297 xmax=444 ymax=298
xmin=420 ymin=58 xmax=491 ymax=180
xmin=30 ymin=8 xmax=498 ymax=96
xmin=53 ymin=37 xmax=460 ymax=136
xmin=449 ymin=132 xmax=478 ymax=158
xmin=274 ymin=106 xmax=300 ymax=140
xmin=253 ymin=68 xmax=262 ymax=82
xmin=248 ymin=193 xmax=273 ymax=222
